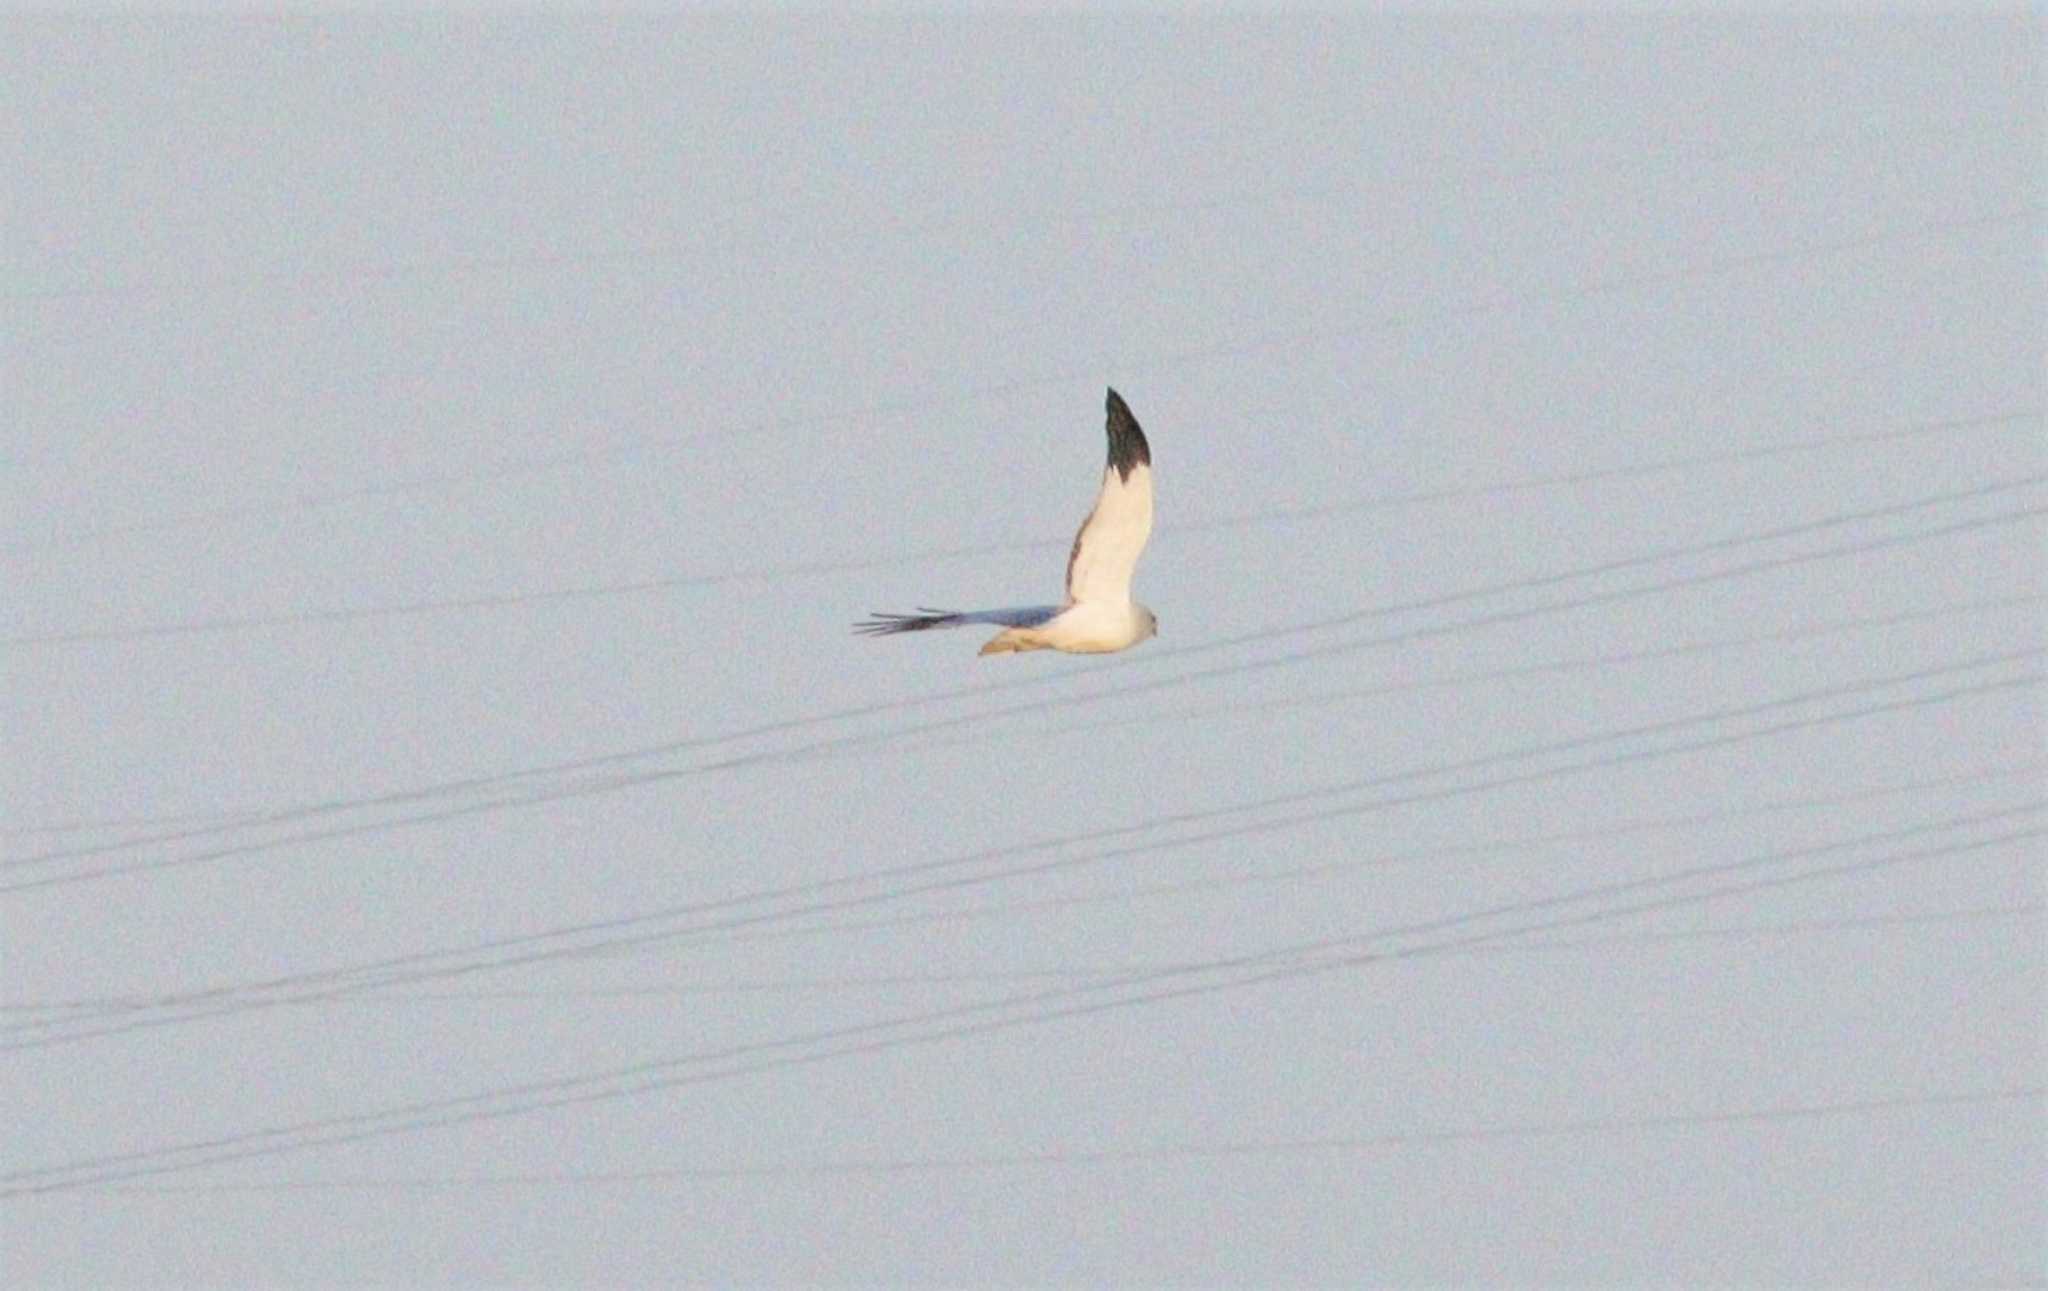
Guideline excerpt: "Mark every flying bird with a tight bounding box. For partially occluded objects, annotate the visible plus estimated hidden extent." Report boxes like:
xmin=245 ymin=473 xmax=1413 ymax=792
xmin=856 ymin=388 xmax=1158 ymax=656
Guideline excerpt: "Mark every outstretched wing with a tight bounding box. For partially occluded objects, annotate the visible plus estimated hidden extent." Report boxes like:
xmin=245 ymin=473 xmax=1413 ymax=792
xmin=855 ymin=605 xmax=1061 ymax=637
xmin=1063 ymin=388 xmax=1154 ymax=607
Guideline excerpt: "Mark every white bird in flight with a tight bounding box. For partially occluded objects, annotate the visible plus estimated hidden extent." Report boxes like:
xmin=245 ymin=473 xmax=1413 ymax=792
xmin=857 ymin=388 xmax=1158 ymax=656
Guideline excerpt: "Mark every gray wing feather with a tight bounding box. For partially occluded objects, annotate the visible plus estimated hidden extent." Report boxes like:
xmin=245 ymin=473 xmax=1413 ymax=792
xmin=855 ymin=605 xmax=1060 ymax=637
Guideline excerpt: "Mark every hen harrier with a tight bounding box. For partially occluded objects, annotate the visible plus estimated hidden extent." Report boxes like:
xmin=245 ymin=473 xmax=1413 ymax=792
xmin=856 ymin=388 xmax=1157 ymax=656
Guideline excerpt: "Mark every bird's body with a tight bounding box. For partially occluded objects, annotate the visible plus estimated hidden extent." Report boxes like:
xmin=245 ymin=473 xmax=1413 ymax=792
xmin=977 ymin=598 xmax=1157 ymax=655
xmin=857 ymin=389 xmax=1158 ymax=656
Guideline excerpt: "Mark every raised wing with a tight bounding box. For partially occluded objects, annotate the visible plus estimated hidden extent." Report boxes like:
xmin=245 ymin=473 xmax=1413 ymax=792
xmin=854 ymin=605 xmax=1061 ymax=637
xmin=1063 ymin=388 xmax=1154 ymax=607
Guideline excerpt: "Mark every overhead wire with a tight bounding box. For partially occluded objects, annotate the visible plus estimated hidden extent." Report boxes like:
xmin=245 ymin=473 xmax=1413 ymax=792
xmin=890 ymin=589 xmax=2045 ymax=753
xmin=8 ymin=470 xmax=2038 ymax=879
xmin=4 ymin=407 xmax=2034 ymax=647
xmin=11 ymin=109 xmax=2009 ymax=306
xmin=8 ymin=202 xmax=2035 ymax=557
xmin=4 ymin=762 xmax=2031 ymax=1036
xmin=4 ymin=806 xmax=2035 ymax=1196
xmin=7 ymin=653 xmax=2034 ymax=1050
xmin=7 ymin=102 xmax=2037 ymax=1217
xmin=30 ymin=899 xmax=2012 ymax=1012
xmin=87 ymin=1086 xmax=2043 ymax=1193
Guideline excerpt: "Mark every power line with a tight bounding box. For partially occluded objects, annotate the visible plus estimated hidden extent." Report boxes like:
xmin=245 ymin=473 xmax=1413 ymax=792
xmin=7 ymin=526 xmax=2035 ymax=898
xmin=6 ymin=408 xmax=2034 ymax=645
xmin=5 ymin=812 xmax=2034 ymax=1195
xmin=11 ymin=110 xmax=2009 ymax=306
xmin=8 ymin=204 xmax=2035 ymax=555
xmin=8 ymin=658 xmax=2033 ymax=1049
xmin=567 ymin=504 xmax=2047 ymax=788
xmin=14 ymin=900 xmax=2021 ymax=1015
xmin=10 ymin=762 xmax=2025 ymax=1027
xmin=894 ymin=590 xmax=2045 ymax=754
xmin=704 ymin=672 xmax=2044 ymax=951
xmin=10 ymin=473 xmax=2037 ymax=876
xmin=91 ymin=1086 xmax=2043 ymax=1193
xmin=6 ymin=585 xmax=2032 ymax=870
xmin=723 ymin=791 xmax=2045 ymax=950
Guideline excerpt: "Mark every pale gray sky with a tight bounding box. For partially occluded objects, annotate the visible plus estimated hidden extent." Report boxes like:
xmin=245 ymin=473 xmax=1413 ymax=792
xmin=3 ymin=12 xmax=2043 ymax=1287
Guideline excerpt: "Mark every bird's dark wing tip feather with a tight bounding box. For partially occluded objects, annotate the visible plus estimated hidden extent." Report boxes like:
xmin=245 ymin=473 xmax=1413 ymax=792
xmin=1103 ymin=387 xmax=1150 ymax=482
xmin=853 ymin=608 xmax=962 ymax=637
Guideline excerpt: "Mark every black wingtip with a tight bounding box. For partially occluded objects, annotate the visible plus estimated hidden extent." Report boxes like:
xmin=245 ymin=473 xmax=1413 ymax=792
xmin=853 ymin=608 xmax=963 ymax=637
xmin=1103 ymin=387 xmax=1150 ymax=482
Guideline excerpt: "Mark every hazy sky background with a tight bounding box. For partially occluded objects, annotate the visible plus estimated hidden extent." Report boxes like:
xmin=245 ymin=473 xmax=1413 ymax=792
xmin=3 ymin=13 xmax=2042 ymax=1287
